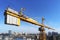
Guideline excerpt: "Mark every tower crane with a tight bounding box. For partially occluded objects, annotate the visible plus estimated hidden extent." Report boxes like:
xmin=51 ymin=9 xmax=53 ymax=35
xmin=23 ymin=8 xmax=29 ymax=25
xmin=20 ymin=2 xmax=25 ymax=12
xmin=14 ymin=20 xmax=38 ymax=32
xmin=19 ymin=8 xmax=55 ymax=40
xmin=4 ymin=8 xmax=55 ymax=40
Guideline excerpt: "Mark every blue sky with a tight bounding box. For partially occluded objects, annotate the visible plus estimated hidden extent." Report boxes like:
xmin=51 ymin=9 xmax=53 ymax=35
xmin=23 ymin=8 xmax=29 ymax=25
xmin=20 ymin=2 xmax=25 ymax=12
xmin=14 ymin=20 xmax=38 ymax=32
xmin=0 ymin=0 xmax=60 ymax=33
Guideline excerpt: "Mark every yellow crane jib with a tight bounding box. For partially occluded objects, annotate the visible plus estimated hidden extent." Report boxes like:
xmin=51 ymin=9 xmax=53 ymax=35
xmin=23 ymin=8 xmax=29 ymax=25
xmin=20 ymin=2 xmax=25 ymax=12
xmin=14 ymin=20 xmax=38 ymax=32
xmin=4 ymin=8 xmax=55 ymax=30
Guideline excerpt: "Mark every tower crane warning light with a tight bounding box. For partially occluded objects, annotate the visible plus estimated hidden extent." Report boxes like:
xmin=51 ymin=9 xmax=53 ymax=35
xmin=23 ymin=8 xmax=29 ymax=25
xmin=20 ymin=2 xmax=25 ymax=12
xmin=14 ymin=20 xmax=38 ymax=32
xmin=4 ymin=8 xmax=20 ymax=26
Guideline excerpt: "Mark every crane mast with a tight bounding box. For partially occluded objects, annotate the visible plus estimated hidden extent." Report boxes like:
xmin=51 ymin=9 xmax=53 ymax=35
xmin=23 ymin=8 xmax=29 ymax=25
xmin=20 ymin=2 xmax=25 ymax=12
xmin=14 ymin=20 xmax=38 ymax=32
xmin=39 ymin=17 xmax=46 ymax=40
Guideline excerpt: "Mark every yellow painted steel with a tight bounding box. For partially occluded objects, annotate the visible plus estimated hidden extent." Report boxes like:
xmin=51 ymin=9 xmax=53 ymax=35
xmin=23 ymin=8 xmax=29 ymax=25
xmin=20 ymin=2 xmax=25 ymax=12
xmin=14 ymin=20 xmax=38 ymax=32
xmin=17 ymin=18 xmax=20 ymax=26
xmin=5 ymin=9 xmax=55 ymax=30
xmin=6 ymin=11 xmax=20 ymax=18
